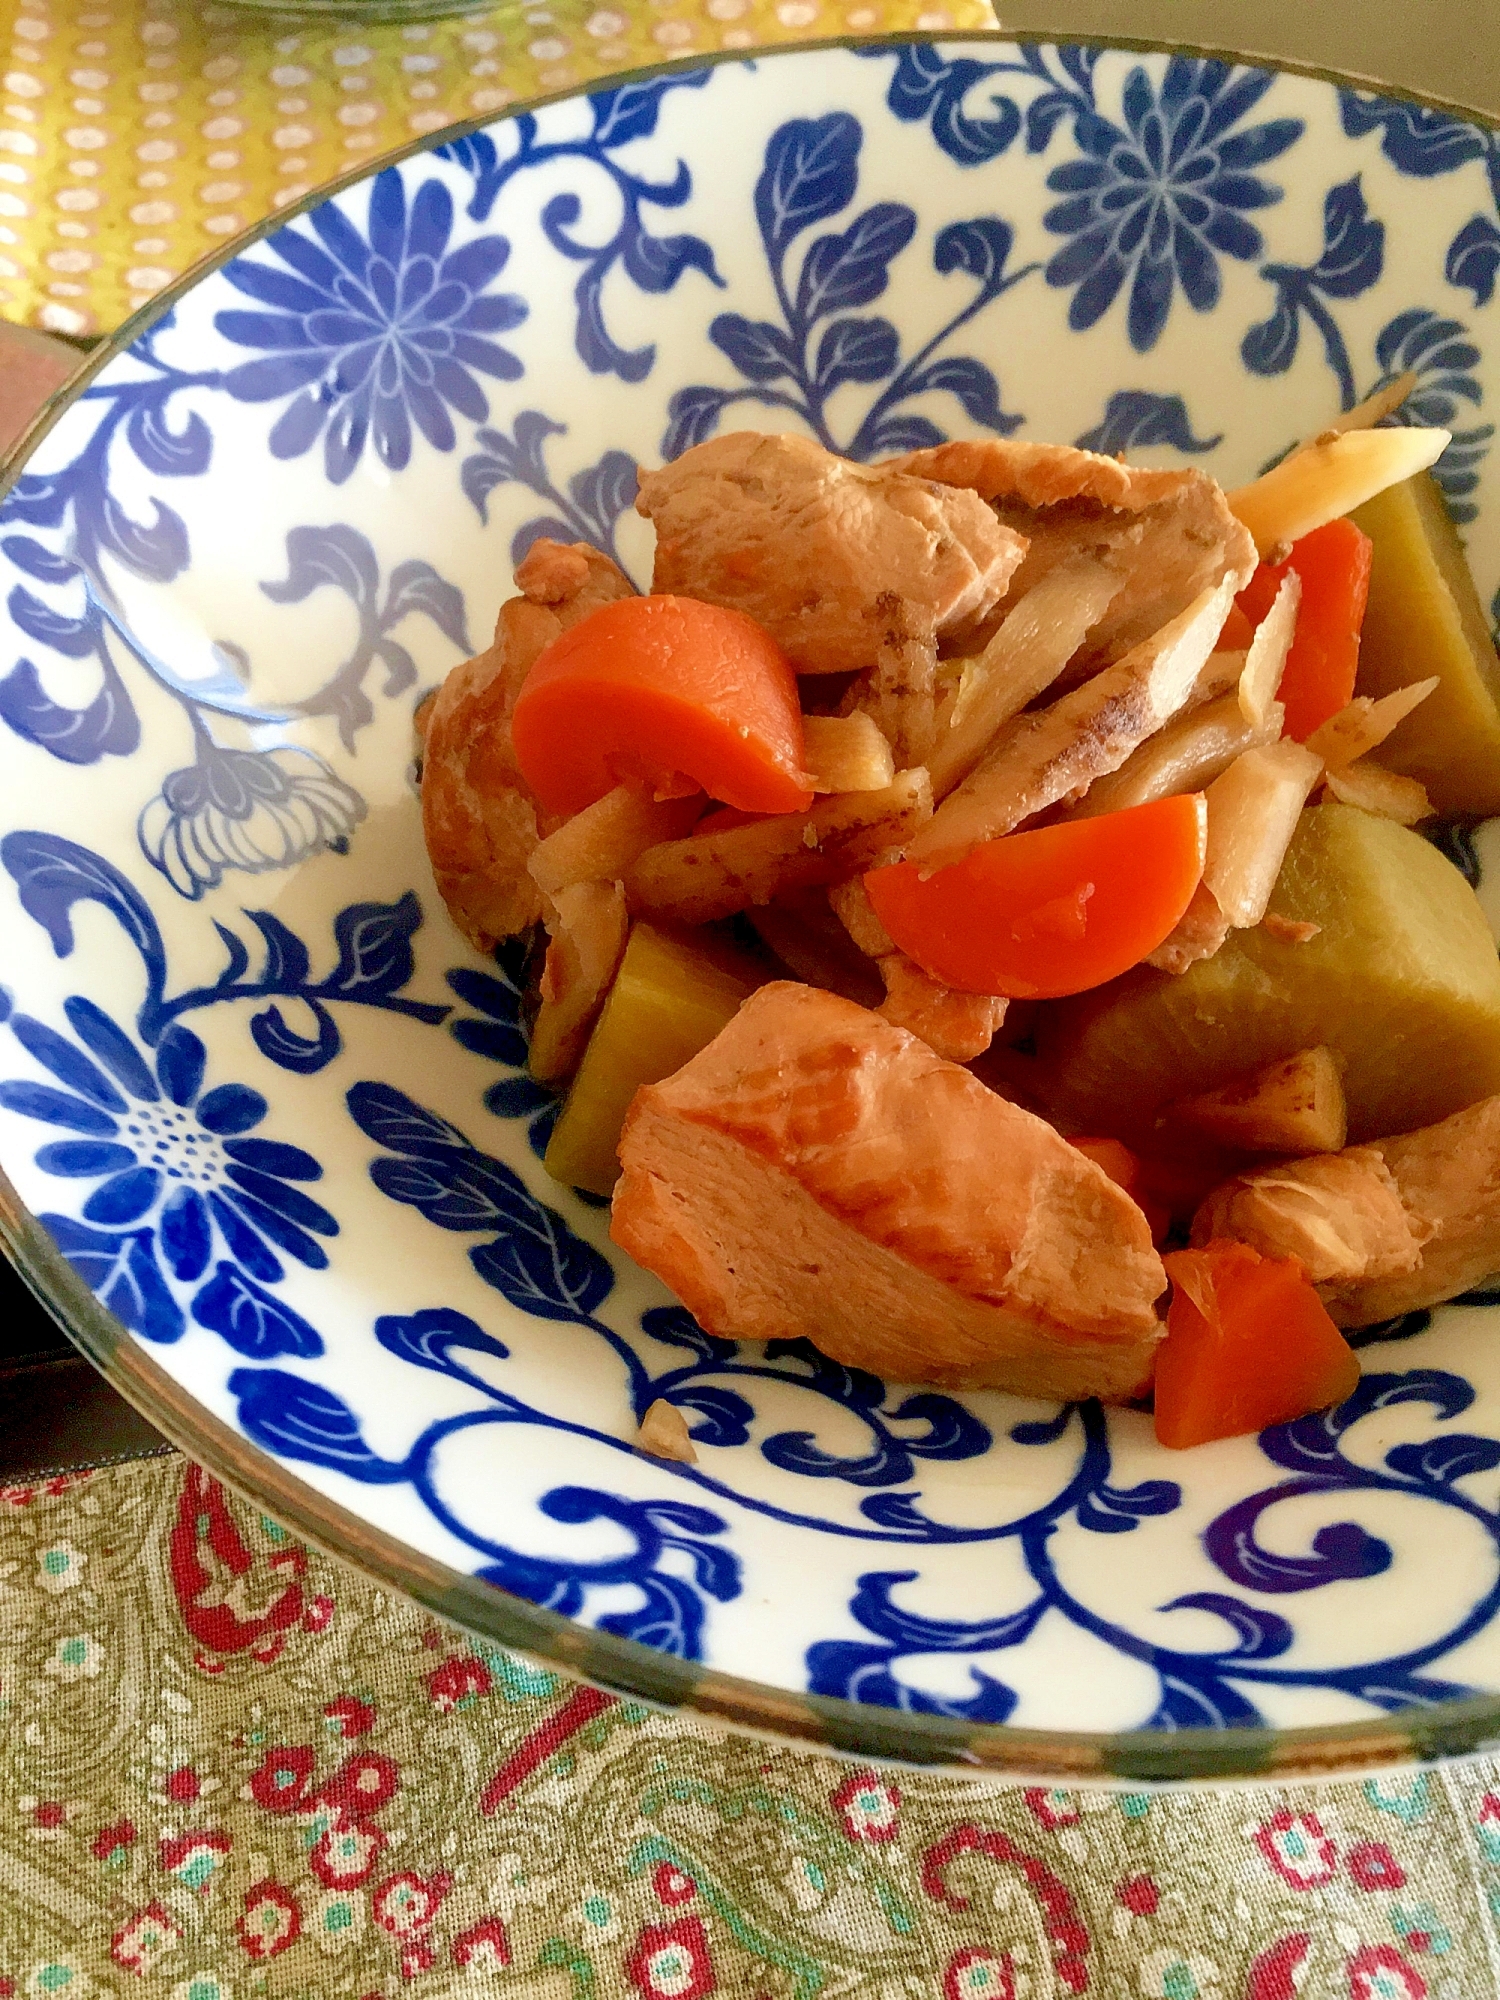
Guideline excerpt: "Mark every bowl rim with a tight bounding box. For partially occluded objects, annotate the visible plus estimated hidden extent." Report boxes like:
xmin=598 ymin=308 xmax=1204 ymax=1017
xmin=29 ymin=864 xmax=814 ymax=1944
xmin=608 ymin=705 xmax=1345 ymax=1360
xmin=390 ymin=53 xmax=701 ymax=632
xmin=6 ymin=29 xmax=1500 ymax=1785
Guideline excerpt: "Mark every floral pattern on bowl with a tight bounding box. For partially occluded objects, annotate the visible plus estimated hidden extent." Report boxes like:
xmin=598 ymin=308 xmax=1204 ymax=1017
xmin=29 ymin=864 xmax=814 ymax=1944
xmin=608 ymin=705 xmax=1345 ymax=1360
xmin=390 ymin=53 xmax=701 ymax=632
xmin=5 ymin=41 xmax=1500 ymax=1766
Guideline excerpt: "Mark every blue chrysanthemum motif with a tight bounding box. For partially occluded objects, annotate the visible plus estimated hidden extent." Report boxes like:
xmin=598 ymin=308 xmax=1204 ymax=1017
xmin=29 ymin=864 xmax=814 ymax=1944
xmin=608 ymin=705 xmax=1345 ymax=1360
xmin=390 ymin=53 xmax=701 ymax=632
xmin=1044 ymin=59 xmax=1301 ymax=352
xmin=0 ymin=998 xmax=336 ymax=1351
xmin=216 ymin=170 xmax=526 ymax=484
xmin=139 ymin=742 xmax=366 ymax=901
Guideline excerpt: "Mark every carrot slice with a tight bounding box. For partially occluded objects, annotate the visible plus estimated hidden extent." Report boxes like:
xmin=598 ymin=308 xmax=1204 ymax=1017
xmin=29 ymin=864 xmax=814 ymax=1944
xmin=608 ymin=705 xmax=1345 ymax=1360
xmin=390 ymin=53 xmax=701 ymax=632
xmin=1214 ymin=601 xmax=1257 ymax=652
xmin=1068 ymin=1136 xmax=1170 ymax=1244
xmin=1155 ymin=1241 xmax=1360 ymax=1448
xmin=1236 ymin=517 xmax=1374 ymax=741
xmin=512 ymin=595 xmax=814 ymax=819
xmin=864 ymin=793 xmax=1207 ymax=999
xmin=1069 ymin=1135 xmax=1139 ymax=1187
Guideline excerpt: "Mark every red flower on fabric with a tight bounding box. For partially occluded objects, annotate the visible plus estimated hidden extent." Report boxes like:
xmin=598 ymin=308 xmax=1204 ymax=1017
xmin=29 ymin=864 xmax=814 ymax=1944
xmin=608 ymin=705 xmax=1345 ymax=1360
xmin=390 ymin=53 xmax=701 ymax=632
xmin=237 ymin=1880 xmax=303 ymax=1959
xmin=92 ymin=1818 xmax=136 ymax=1861
xmin=325 ymin=1694 xmax=375 ymax=1739
xmin=653 ymin=1863 xmax=698 ymax=1907
xmin=316 ymin=1750 xmax=400 ymax=1822
xmin=373 ymin=1870 xmax=451 ymax=1939
xmin=158 ymin=1829 xmax=231 ymax=1894
xmin=310 ymin=1816 xmax=386 ymax=1889
xmin=1246 ymin=1934 xmax=1310 ymax=2000
xmin=1254 ymin=1808 xmax=1338 ymax=1890
xmin=923 ymin=1825 xmax=1090 ymax=1995
xmin=401 ymin=1941 xmax=437 ymax=1980
xmin=426 ymin=1653 xmax=493 ymax=1713
xmin=303 ymin=1593 xmax=336 ymax=1632
xmin=627 ymin=1917 xmax=716 ymax=2000
xmin=247 ymin=1744 xmax=316 ymax=1815
xmin=1347 ymin=1943 xmax=1427 ymax=1999
xmin=1117 ymin=1874 xmax=1159 ymax=1916
xmin=110 ymin=1901 xmax=181 ymax=1976
xmin=1023 ymin=1788 xmax=1082 ymax=1831
xmin=452 ymin=1918 xmax=511 ymax=1970
xmin=164 ymin=1764 xmax=201 ymax=1802
xmin=32 ymin=1801 xmax=65 ymax=1829
xmin=830 ymin=1770 xmax=901 ymax=1843
xmin=943 ymin=1946 xmax=1017 ymax=2000
xmin=1347 ymin=1841 xmax=1407 ymax=1893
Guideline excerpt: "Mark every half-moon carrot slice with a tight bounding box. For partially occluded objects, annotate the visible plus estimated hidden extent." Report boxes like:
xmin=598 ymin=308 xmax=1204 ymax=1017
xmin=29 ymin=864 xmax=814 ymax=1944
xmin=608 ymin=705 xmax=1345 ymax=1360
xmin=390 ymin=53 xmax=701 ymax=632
xmin=512 ymin=594 xmax=813 ymax=818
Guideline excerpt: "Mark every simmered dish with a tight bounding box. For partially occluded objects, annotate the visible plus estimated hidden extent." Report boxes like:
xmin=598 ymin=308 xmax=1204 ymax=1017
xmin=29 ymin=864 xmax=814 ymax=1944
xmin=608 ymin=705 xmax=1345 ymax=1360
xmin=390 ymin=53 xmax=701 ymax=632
xmin=418 ymin=399 xmax=1500 ymax=1449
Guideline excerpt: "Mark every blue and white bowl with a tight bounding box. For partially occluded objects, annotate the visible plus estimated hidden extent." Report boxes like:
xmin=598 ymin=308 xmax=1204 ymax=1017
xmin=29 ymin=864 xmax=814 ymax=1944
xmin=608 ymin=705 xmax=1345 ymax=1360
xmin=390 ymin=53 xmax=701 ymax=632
xmin=5 ymin=38 xmax=1500 ymax=1782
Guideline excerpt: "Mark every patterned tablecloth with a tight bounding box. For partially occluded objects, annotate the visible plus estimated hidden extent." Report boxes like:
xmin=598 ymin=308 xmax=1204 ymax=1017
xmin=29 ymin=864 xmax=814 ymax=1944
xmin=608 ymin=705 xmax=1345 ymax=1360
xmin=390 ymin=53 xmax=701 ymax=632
xmin=3 ymin=1454 xmax=1500 ymax=1998
xmin=9 ymin=2 xmax=1500 ymax=1993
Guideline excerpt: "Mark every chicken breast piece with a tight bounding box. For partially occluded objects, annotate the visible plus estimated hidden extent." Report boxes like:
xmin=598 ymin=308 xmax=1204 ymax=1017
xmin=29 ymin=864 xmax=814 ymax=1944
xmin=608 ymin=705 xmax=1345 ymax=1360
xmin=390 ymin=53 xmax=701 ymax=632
xmin=613 ymin=982 xmax=1166 ymax=1399
xmin=1360 ymin=1098 xmax=1500 ymax=1316
xmin=1192 ymin=1149 xmax=1425 ymax=1290
xmin=1192 ymin=1097 xmax=1500 ymax=1325
xmin=635 ymin=432 xmax=1028 ymax=673
xmin=421 ymin=540 xmax=634 ymax=948
xmin=890 ymin=438 xmax=1257 ymax=670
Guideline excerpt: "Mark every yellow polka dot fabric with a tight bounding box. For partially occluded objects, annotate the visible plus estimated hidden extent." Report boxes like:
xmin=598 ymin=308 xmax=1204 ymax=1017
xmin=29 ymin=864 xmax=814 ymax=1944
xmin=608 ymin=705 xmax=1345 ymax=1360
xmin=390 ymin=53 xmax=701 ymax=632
xmin=0 ymin=0 xmax=997 ymax=338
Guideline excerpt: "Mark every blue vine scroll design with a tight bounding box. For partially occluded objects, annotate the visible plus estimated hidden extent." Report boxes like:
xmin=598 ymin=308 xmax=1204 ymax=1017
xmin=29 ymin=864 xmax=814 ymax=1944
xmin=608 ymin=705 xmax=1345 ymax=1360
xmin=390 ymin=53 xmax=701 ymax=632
xmin=1339 ymin=91 xmax=1500 ymax=314
xmin=1239 ymin=174 xmax=1492 ymax=518
xmin=230 ymin=1326 xmax=740 ymax=1661
xmin=810 ymin=1363 xmax=1500 ymax=1725
xmin=0 ymin=319 xmax=219 ymax=772
xmin=459 ymin=413 xmax=640 ymax=572
xmin=133 ymin=523 xmax=471 ymax=900
xmin=664 ymin=112 xmax=1031 ymax=461
xmin=435 ymin=70 xmax=723 ymax=384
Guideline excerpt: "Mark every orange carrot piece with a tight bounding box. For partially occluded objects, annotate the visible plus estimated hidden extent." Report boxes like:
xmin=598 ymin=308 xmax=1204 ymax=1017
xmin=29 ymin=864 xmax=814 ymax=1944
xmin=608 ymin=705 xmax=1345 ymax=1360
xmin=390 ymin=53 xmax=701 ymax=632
xmin=1236 ymin=518 xmax=1374 ymax=741
xmin=1214 ymin=601 xmax=1257 ymax=652
xmin=864 ymin=793 xmax=1207 ymax=999
xmin=1069 ymin=1136 xmax=1171 ymax=1245
xmin=512 ymin=595 xmax=813 ymax=818
xmin=1155 ymin=1241 xmax=1360 ymax=1448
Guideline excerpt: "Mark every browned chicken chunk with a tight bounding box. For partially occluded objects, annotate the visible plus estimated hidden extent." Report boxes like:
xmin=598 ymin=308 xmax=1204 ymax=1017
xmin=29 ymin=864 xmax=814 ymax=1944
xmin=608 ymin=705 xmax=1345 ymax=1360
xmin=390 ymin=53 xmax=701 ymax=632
xmin=1193 ymin=1094 xmax=1500 ymax=1325
xmin=612 ymin=982 xmax=1166 ymax=1400
xmin=635 ymin=432 xmax=1027 ymax=673
xmin=421 ymin=540 xmax=634 ymax=948
xmin=890 ymin=438 xmax=1257 ymax=670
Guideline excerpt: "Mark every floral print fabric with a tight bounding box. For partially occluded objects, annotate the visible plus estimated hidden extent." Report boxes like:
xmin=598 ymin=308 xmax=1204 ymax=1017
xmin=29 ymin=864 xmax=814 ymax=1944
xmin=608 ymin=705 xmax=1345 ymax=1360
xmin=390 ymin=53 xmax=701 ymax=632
xmin=4 ymin=1459 xmax=1500 ymax=1994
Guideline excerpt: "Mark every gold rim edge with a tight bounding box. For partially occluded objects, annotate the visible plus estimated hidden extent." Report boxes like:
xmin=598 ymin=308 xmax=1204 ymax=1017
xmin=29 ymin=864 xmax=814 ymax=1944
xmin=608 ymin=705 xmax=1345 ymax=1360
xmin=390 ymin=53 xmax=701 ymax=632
xmin=2 ymin=30 xmax=1497 ymax=1783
